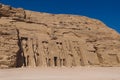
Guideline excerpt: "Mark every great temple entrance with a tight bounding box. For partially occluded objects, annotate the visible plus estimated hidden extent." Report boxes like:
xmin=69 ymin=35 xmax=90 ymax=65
xmin=54 ymin=57 xmax=58 ymax=66
xmin=16 ymin=33 xmax=119 ymax=68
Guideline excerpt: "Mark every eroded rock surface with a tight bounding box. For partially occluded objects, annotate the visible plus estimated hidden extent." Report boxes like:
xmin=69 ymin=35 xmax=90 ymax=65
xmin=0 ymin=4 xmax=120 ymax=68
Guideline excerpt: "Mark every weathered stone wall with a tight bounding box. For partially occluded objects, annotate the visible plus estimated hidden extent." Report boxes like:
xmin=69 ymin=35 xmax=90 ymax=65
xmin=0 ymin=4 xmax=120 ymax=68
xmin=0 ymin=24 xmax=18 ymax=68
xmin=16 ymin=29 xmax=120 ymax=68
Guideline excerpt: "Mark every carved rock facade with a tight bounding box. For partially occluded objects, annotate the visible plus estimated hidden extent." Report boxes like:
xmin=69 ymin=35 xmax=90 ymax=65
xmin=0 ymin=4 xmax=120 ymax=68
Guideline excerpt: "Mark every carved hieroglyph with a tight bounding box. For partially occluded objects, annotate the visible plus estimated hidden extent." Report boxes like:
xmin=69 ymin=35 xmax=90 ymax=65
xmin=0 ymin=4 xmax=120 ymax=68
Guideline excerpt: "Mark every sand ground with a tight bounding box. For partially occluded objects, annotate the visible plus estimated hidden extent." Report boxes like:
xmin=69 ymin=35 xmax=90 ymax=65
xmin=0 ymin=67 xmax=120 ymax=80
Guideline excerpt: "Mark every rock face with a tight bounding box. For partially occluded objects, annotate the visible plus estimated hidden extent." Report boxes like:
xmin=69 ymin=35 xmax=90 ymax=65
xmin=0 ymin=23 xmax=18 ymax=68
xmin=0 ymin=4 xmax=120 ymax=68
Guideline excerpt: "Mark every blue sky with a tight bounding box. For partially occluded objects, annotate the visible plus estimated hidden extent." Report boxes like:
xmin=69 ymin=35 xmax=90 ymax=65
xmin=0 ymin=0 xmax=120 ymax=33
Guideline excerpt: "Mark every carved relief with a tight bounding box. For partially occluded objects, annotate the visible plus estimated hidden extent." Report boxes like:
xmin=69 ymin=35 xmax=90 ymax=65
xmin=18 ymin=35 xmax=120 ymax=68
xmin=55 ymin=41 xmax=64 ymax=67
xmin=42 ymin=41 xmax=51 ymax=67
xmin=20 ymin=37 xmax=38 ymax=67
xmin=21 ymin=37 xmax=28 ymax=67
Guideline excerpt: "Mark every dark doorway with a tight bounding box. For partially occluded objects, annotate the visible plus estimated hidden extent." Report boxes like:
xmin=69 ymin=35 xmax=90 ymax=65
xmin=48 ymin=59 xmax=51 ymax=67
xmin=80 ymin=59 xmax=84 ymax=66
xmin=63 ymin=59 xmax=66 ymax=66
xmin=60 ymin=59 xmax=62 ymax=66
xmin=54 ymin=57 xmax=58 ymax=66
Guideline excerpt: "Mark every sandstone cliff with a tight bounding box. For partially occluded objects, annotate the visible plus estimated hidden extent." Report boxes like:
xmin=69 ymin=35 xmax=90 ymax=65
xmin=0 ymin=4 xmax=120 ymax=68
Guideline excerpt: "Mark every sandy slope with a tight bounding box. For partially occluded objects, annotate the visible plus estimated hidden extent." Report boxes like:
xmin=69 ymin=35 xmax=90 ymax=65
xmin=0 ymin=67 xmax=120 ymax=80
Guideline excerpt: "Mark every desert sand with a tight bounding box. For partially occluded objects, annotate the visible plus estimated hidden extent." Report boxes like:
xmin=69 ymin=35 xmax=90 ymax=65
xmin=0 ymin=67 xmax=120 ymax=80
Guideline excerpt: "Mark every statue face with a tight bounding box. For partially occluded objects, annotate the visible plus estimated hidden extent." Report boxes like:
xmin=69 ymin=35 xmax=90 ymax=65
xmin=42 ymin=41 xmax=49 ymax=49
xmin=21 ymin=39 xmax=27 ymax=49
xmin=56 ymin=42 xmax=62 ymax=49
xmin=33 ymin=44 xmax=38 ymax=52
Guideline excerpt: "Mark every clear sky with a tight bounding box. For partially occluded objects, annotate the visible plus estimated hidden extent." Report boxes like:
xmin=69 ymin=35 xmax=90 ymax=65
xmin=0 ymin=0 xmax=120 ymax=33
